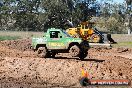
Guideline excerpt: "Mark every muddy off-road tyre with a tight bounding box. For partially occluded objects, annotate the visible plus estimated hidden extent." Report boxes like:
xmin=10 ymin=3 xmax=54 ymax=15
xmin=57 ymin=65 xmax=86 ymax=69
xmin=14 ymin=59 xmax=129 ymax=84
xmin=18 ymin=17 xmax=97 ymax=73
xmin=37 ymin=47 xmax=47 ymax=58
xmin=79 ymin=50 xmax=88 ymax=60
xmin=79 ymin=40 xmax=89 ymax=60
xmin=69 ymin=45 xmax=80 ymax=57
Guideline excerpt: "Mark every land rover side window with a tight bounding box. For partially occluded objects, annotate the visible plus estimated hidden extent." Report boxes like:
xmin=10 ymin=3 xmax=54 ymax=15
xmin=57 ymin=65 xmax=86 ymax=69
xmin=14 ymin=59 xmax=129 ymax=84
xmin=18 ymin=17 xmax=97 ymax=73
xmin=50 ymin=31 xmax=61 ymax=38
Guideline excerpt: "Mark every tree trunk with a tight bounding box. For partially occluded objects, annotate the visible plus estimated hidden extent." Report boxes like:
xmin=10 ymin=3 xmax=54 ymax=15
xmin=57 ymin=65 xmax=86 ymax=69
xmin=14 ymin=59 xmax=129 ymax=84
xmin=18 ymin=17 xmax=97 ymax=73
xmin=128 ymin=28 xmax=131 ymax=35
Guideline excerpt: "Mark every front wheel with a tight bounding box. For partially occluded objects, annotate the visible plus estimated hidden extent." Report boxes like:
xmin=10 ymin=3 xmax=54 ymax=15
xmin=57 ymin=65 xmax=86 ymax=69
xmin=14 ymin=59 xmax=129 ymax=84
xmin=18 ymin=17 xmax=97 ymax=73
xmin=69 ymin=45 xmax=80 ymax=57
xmin=79 ymin=50 xmax=88 ymax=60
xmin=37 ymin=47 xmax=47 ymax=58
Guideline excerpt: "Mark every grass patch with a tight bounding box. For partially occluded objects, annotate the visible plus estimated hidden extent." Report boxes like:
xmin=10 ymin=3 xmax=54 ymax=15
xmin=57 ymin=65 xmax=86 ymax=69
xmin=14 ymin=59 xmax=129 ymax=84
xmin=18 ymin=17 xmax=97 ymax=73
xmin=119 ymin=42 xmax=132 ymax=45
xmin=0 ymin=36 xmax=21 ymax=41
xmin=0 ymin=31 xmax=43 ymax=38
xmin=112 ymin=42 xmax=132 ymax=48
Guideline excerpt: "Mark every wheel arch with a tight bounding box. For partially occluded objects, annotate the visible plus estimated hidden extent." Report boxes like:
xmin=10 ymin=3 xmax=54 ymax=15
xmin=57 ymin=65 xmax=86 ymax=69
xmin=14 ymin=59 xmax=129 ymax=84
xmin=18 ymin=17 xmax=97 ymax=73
xmin=35 ymin=44 xmax=47 ymax=51
xmin=68 ymin=42 xmax=80 ymax=50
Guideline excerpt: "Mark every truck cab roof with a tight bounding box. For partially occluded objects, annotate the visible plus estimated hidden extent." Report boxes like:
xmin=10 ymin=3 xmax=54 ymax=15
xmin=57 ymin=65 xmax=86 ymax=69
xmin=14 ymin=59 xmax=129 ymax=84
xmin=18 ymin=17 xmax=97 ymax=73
xmin=47 ymin=28 xmax=62 ymax=31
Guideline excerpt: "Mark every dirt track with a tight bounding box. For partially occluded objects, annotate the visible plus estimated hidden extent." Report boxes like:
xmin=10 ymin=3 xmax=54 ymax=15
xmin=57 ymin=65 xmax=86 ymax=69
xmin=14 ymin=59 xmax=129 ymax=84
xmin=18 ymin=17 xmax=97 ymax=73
xmin=0 ymin=39 xmax=132 ymax=88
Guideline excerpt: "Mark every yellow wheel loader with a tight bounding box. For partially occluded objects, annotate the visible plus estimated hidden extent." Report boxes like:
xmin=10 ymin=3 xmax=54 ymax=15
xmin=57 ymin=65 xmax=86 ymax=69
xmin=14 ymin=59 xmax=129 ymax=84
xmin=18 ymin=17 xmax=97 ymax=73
xmin=66 ymin=21 xmax=117 ymax=44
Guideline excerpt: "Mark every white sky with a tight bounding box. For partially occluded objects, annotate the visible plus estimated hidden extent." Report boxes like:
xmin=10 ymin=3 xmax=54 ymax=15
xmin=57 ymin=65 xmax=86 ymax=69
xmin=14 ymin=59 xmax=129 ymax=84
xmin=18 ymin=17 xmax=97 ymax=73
xmin=98 ymin=0 xmax=125 ymax=3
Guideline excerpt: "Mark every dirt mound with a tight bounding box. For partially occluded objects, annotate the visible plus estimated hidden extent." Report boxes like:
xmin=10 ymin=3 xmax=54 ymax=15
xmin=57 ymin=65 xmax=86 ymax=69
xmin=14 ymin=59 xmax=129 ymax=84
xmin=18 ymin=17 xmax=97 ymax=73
xmin=0 ymin=39 xmax=132 ymax=87
xmin=0 ymin=40 xmax=37 ymax=58
xmin=0 ymin=56 xmax=132 ymax=87
xmin=0 ymin=39 xmax=32 ymax=51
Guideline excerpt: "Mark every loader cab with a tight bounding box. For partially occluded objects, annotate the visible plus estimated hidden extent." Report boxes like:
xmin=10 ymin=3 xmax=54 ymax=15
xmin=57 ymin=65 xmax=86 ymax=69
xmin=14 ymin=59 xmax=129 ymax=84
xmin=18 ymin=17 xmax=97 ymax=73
xmin=79 ymin=22 xmax=94 ymax=35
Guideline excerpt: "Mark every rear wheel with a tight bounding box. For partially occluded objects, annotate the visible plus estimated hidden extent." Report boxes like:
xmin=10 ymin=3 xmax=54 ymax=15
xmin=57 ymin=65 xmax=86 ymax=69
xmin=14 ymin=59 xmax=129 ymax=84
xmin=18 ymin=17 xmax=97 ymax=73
xmin=79 ymin=50 xmax=88 ymax=60
xmin=69 ymin=45 xmax=80 ymax=57
xmin=37 ymin=47 xmax=47 ymax=58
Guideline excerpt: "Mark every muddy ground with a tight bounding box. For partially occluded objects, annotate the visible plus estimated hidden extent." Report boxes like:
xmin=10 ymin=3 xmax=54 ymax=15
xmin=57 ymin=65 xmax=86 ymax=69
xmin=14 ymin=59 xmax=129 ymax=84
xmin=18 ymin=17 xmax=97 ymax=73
xmin=0 ymin=39 xmax=132 ymax=88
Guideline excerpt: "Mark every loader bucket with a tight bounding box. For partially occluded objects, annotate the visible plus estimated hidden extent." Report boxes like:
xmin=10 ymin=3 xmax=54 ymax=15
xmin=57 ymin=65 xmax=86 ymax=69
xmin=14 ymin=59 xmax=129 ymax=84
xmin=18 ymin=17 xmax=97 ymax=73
xmin=107 ymin=34 xmax=117 ymax=44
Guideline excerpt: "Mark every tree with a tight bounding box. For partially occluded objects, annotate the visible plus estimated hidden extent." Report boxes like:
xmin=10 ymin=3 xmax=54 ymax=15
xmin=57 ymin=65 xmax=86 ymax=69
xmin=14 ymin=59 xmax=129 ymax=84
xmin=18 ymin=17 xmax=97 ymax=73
xmin=12 ymin=0 xmax=41 ymax=31
xmin=96 ymin=1 xmax=129 ymax=33
xmin=40 ymin=0 xmax=72 ymax=29
xmin=0 ymin=0 xmax=111 ymax=31
xmin=40 ymin=0 xmax=99 ymax=29
xmin=125 ymin=0 xmax=132 ymax=34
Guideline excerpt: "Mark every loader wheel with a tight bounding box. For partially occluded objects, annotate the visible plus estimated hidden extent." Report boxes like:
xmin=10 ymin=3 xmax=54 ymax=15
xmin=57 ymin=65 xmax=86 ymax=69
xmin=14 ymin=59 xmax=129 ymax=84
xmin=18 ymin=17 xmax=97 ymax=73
xmin=37 ymin=47 xmax=47 ymax=58
xmin=69 ymin=45 xmax=80 ymax=57
xmin=90 ymin=34 xmax=101 ymax=43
